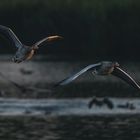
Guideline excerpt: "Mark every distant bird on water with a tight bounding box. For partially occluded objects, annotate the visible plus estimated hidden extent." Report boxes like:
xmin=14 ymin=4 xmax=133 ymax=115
xmin=55 ymin=61 xmax=140 ymax=90
xmin=117 ymin=102 xmax=135 ymax=110
xmin=0 ymin=25 xmax=63 ymax=63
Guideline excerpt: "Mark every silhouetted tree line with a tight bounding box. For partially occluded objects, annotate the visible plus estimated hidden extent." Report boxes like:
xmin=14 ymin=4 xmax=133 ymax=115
xmin=0 ymin=0 xmax=140 ymax=61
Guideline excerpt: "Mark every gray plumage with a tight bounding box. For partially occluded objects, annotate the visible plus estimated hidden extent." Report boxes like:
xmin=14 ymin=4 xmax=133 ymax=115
xmin=56 ymin=63 xmax=101 ymax=86
xmin=56 ymin=61 xmax=140 ymax=90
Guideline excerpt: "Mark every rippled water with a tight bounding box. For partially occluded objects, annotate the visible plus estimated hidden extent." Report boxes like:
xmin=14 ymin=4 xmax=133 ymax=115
xmin=0 ymin=115 xmax=140 ymax=140
xmin=0 ymin=98 xmax=139 ymax=140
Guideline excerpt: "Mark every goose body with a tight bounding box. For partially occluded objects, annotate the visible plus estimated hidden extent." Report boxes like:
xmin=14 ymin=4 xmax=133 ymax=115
xmin=0 ymin=25 xmax=62 ymax=63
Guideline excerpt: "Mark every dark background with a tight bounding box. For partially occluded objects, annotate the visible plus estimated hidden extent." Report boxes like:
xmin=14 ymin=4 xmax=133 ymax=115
xmin=0 ymin=0 xmax=140 ymax=61
xmin=0 ymin=2 xmax=140 ymax=140
xmin=0 ymin=0 xmax=139 ymax=98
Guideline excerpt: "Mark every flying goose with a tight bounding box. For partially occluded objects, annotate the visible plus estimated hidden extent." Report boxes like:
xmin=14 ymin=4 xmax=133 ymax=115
xmin=88 ymin=97 xmax=114 ymax=109
xmin=55 ymin=61 xmax=140 ymax=90
xmin=0 ymin=25 xmax=63 ymax=63
xmin=0 ymin=71 xmax=52 ymax=93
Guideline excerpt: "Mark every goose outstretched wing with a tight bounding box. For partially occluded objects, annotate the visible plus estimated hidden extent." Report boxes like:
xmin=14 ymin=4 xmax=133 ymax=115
xmin=0 ymin=72 xmax=52 ymax=93
xmin=34 ymin=35 xmax=63 ymax=47
xmin=55 ymin=63 xmax=101 ymax=86
xmin=112 ymin=67 xmax=140 ymax=90
xmin=0 ymin=25 xmax=22 ymax=48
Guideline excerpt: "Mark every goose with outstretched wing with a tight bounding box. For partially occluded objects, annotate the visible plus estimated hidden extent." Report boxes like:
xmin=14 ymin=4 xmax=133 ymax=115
xmin=88 ymin=97 xmax=114 ymax=109
xmin=0 ymin=71 xmax=52 ymax=93
xmin=0 ymin=25 xmax=63 ymax=63
xmin=55 ymin=61 xmax=140 ymax=90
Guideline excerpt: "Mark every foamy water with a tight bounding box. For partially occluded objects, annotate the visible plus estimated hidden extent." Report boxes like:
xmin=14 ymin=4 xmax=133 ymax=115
xmin=0 ymin=98 xmax=139 ymax=116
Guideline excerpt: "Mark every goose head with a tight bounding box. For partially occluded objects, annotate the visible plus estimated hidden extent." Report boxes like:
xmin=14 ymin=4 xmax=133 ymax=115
xmin=113 ymin=61 xmax=120 ymax=67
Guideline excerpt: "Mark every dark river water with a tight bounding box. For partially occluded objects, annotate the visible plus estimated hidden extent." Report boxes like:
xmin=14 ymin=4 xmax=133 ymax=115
xmin=0 ymin=98 xmax=139 ymax=140
xmin=0 ymin=115 xmax=140 ymax=140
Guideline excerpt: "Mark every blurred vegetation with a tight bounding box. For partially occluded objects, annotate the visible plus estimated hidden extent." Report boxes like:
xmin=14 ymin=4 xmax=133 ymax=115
xmin=0 ymin=0 xmax=140 ymax=60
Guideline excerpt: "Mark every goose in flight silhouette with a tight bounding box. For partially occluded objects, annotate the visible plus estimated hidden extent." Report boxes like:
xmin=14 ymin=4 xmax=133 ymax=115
xmin=0 ymin=71 xmax=52 ymax=93
xmin=55 ymin=61 xmax=140 ymax=90
xmin=0 ymin=25 xmax=63 ymax=63
xmin=88 ymin=97 xmax=114 ymax=109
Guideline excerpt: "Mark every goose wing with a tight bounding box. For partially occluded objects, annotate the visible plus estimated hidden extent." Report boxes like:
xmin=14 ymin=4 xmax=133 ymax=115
xmin=34 ymin=35 xmax=63 ymax=47
xmin=103 ymin=98 xmax=114 ymax=109
xmin=55 ymin=63 xmax=101 ymax=86
xmin=0 ymin=25 xmax=22 ymax=48
xmin=112 ymin=67 xmax=140 ymax=90
xmin=88 ymin=97 xmax=98 ymax=109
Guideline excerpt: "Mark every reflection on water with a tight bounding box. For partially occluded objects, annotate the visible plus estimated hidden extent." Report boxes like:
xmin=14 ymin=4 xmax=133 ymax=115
xmin=0 ymin=115 xmax=140 ymax=140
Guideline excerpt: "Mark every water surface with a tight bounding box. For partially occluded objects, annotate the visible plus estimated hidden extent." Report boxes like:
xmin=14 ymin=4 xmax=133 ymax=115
xmin=0 ymin=115 xmax=140 ymax=140
xmin=0 ymin=98 xmax=139 ymax=139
